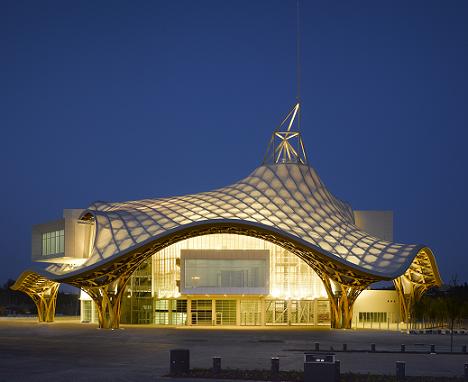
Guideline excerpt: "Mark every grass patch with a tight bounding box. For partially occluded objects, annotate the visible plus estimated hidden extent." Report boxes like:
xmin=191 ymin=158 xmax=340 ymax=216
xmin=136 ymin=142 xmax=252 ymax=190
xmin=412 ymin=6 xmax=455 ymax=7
xmin=167 ymin=368 xmax=464 ymax=381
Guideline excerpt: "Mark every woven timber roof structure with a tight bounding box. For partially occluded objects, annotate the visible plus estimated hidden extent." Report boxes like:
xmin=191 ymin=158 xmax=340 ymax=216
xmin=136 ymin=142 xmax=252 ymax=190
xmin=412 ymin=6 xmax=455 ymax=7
xmin=12 ymin=103 xmax=441 ymax=328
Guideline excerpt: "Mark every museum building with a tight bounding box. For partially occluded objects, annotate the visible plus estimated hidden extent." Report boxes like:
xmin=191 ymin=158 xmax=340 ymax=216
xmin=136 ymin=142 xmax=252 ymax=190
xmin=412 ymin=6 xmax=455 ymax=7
xmin=12 ymin=104 xmax=441 ymax=329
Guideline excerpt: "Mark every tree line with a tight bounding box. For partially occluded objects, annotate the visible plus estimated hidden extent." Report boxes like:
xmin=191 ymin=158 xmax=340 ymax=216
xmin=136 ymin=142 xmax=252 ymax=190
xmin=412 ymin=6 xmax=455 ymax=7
xmin=0 ymin=279 xmax=80 ymax=316
xmin=412 ymin=282 xmax=468 ymax=352
xmin=412 ymin=282 xmax=468 ymax=328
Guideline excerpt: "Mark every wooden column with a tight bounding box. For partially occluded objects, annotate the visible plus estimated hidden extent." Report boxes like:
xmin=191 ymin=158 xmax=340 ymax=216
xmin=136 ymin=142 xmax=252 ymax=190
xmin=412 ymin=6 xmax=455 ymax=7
xmin=83 ymin=276 xmax=130 ymax=329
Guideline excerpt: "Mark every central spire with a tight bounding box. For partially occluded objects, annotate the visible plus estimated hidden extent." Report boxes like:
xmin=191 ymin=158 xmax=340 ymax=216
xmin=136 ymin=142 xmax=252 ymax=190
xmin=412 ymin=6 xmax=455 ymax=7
xmin=263 ymin=103 xmax=308 ymax=165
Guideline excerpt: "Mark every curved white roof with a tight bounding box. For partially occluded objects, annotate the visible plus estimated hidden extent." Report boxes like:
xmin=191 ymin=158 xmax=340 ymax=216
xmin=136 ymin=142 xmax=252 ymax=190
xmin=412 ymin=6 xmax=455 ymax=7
xmin=46 ymin=163 xmax=428 ymax=280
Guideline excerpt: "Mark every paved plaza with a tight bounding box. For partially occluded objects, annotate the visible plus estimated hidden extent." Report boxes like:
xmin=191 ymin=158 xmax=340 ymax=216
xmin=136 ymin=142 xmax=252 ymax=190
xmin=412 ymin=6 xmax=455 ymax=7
xmin=0 ymin=318 xmax=467 ymax=381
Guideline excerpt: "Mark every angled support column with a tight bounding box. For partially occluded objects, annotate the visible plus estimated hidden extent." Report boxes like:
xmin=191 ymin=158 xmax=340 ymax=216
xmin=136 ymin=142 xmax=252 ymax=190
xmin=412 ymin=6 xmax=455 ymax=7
xmin=394 ymin=276 xmax=426 ymax=326
xmin=394 ymin=248 xmax=442 ymax=326
xmin=82 ymin=276 xmax=130 ymax=329
xmin=10 ymin=272 xmax=60 ymax=323
xmin=318 ymin=273 xmax=366 ymax=329
xmin=336 ymin=284 xmax=363 ymax=329
xmin=28 ymin=283 xmax=60 ymax=322
xmin=394 ymin=277 xmax=410 ymax=324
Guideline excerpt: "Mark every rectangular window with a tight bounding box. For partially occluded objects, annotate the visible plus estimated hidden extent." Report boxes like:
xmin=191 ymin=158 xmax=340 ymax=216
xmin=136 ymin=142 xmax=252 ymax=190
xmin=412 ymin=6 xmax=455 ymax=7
xmin=191 ymin=299 xmax=212 ymax=325
xmin=184 ymin=259 xmax=266 ymax=289
xmin=215 ymin=300 xmax=236 ymax=325
xmin=41 ymin=229 xmax=65 ymax=256
xmin=81 ymin=300 xmax=92 ymax=323
xmin=359 ymin=312 xmax=387 ymax=323
xmin=171 ymin=300 xmax=187 ymax=325
xmin=240 ymin=301 xmax=261 ymax=326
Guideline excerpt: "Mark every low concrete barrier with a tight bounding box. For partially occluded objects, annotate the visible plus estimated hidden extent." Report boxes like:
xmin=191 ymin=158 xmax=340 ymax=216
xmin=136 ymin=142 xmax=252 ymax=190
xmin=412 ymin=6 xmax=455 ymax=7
xmin=271 ymin=357 xmax=279 ymax=374
xmin=212 ymin=356 xmax=221 ymax=373
xmin=170 ymin=349 xmax=190 ymax=374
xmin=396 ymin=361 xmax=405 ymax=382
xmin=304 ymin=353 xmax=337 ymax=382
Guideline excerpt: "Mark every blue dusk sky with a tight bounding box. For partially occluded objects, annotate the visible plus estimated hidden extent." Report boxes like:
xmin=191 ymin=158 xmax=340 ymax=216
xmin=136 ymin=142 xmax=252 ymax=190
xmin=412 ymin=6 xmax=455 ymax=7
xmin=1 ymin=0 xmax=467 ymax=284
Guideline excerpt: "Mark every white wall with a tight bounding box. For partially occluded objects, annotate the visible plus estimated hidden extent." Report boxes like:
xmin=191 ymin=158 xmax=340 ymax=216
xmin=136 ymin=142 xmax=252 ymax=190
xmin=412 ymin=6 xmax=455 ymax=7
xmin=64 ymin=209 xmax=94 ymax=261
xmin=354 ymin=210 xmax=393 ymax=241
xmin=353 ymin=290 xmax=400 ymax=323
xmin=32 ymin=208 xmax=93 ymax=264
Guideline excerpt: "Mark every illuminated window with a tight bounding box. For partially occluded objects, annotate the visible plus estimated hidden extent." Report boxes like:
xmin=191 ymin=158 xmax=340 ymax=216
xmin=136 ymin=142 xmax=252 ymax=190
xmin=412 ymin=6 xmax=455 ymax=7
xmin=81 ymin=300 xmax=92 ymax=323
xmin=185 ymin=259 xmax=266 ymax=289
xmin=359 ymin=312 xmax=387 ymax=323
xmin=152 ymin=233 xmax=327 ymax=299
xmin=41 ymin=229 xmax=64 ymax=256
xmin=191 ymin=300 xmax=212 ymax=325
xmin=215 ymin=300 xmax=236 ymax=325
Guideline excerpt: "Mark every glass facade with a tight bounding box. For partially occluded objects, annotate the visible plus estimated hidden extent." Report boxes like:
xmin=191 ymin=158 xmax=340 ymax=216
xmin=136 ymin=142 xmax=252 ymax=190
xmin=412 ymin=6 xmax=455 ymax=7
xmin=42 ymin=229 xmax=64 ymax=256
xmin=121 ymin=259 xmax=152 ymax=324
xmin=215 ymin=300 xmax=236 ymax=325
xmin=191 ymin=300 xmax=212 ymax=325
xmin=240 ymin=300 xmax=261 ymax=325
xmin=81 ymin=300 xmax=92 ymax=323
xmin=150 ymin=233 xmax=327 ymax=300
xmin=152 ymin=299 xmax=188 ymax=325
xmin=184 ymin=259 xmax=266 ymax=289
xmin=118 ymin=233 xmax=331 ymax=326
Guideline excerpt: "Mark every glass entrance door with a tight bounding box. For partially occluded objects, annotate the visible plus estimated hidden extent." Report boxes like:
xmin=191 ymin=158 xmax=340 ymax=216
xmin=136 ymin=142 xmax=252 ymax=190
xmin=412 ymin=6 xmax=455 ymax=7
xmin=191 ymin=300 xmax=212 ymax=325
xmin=240 ymin=300 xmax=261 ymax=325
xmin=290 ymin=300 xmax=314 ymax=325
xmin=215 ymin=300 xmax=236 ymax=325
xmin=265 ymin=300 xmax=289 ymax=324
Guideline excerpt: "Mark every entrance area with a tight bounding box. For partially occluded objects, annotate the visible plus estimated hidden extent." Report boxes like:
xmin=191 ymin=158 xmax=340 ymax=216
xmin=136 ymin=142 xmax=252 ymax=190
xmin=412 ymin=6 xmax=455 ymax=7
xmin=119 ymin=296 xmax=331 ymax=326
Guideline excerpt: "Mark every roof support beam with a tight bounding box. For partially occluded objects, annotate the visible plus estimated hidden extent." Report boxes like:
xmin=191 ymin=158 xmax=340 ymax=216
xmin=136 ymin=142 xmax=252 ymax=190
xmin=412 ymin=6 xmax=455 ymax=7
xmin=393 ymin=248 xmax=441 ymax=327
xmin=82 ymin=277 xmax=129 ymax=329
xmin=317 ymin=270 xmax=368 ymax=329
xmin=10 ymin=273 xmax=60 ymax=323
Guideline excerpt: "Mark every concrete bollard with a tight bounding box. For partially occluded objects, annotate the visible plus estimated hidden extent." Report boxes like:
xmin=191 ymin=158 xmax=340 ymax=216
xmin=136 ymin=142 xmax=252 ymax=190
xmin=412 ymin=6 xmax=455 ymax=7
xmin=271 ymin=357 xmax=280 ymax=374
xmin=401 ymin=344 xmax=405 ymax=353
xmin=335 ymin=360 xmax=341 ymax=382
xmin=212 ymin=357 xmax=221 ymax=373
xmin=342 ymin=343 xmax=347 ymax=352
xmin=462 ymin=345 xmax=467 ymax=354
xmin=430 ymin=344 xmax=435 ymax=353
xmin=170 ymin=349 xmax=190 ymax=374
xmin=315 ymin=342 xmax=320 ymax=351
xmin=371 ymin=343 xmax=376 ymax=352
xmin=396 ymin=361 xmax=405 ymax=381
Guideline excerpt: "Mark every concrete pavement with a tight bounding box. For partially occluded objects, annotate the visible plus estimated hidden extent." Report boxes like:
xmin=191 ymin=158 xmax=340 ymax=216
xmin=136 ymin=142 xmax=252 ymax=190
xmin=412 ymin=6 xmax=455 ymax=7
xmin=0 ymin=319 xmax=467 ymax=381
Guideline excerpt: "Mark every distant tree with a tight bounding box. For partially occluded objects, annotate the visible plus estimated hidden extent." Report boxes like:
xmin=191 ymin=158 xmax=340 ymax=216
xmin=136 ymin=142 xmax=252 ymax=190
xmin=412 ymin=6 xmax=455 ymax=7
xmin=443 ymin=276 xmax=468 ymax=352
xmin=413 ymin=298 xmax=427 ymax=327
xmin=56 ymin=292 xmax=80 ymax=316
xmin=423 ymin=294 xmax=446 ymax=328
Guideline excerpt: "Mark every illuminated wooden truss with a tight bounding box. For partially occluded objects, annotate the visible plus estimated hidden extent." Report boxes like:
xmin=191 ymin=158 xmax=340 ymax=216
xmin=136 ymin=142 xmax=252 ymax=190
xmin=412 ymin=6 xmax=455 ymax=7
xmin=393 ymin=248 xmax=441 ymax=325
xmin=81 ymin=278 xmax=130 ymax=329
xmin=318 ymin=272 xmax=366 ymax=329
xmin=13 ymin=222 xmax=440 ymax=329
xmin=10 ymin=272 xmax=60 ymax=322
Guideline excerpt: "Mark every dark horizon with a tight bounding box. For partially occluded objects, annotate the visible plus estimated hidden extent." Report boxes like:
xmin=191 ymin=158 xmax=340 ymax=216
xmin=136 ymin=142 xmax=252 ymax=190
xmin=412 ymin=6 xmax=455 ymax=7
xmin=1 ymin=0 xmax=467 ymax=284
